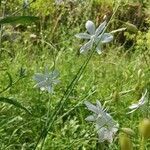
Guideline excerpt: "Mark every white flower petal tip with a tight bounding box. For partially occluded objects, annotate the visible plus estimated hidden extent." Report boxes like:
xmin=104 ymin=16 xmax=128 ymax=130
xmin=85 ymin=20 xmax=95 ymax=35
xmin=85 ymin=115 xmax=96 ymax=122
xmin=101 ymin=33 xmax=113 ymax=43
xmin=95 ymin=20 xmax=107 ymax=36
xmin=96 ymin=46 xmax=102 ymax=55
xmin=84 ymin=101 xmax=99 ymax=114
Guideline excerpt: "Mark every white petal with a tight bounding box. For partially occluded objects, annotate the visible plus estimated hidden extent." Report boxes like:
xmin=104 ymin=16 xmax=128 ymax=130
xmin=75 ymin=33 xmax=91 ymax=39
xmin=80 ymin=39 xmax=93 ymax=53
xmin=33 ymin=73 xmax=45 ymax=82
xmin=95 ymin=20 xmax=107 ymax=36
xmin=85 ymin=20 xmax=95 ymax=35
xmin=34 ymin=79 xmax=47 ymax=88
xmin=96 ymin=45 xmax=102 ymax=55
xmin=96 ymin=117 xmax=107 ymax=129
xmin=84 ymin=101 xmax=99 ymax=114
xmin=96 ymin=100 xmax=105 ymax=114
xmin=51 ymin=70 xmax=59 ymax=78
xmin=105 ymin=113 xmax=117 ymax=127
xmin=97 ymin=127 xmax=106 ymax=142
xmin=85 ymin=115 xmax=96 ymax=122
xmin=127 ymin=109 xmax=137 ymax=114
xmin=101 ymin=33 xmax=113 ymax=43
xmin=139 ymin=89 xmax=148 ymax=104
xmin=129 ymin=104 xmax=138 ymax=109
xmin=97 ymin=127 xmax=117 ymax=143
xmin=96 ymin=100 xmax=102 ymax=108
xmin=97 ymin=127 xmax=113 ymax=143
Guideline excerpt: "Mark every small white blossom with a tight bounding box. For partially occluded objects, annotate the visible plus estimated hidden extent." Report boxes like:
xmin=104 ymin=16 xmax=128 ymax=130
xmin=127 ymin=89 xmax=148 ymax=114
xmin=55 ymin=0 xmax=64 ymax=5
xmin=75 ymin=20 xmax=113 ymax=54
xmin=33 ymin=69 xmax=59 ymax=93
xmin=23 ymin=0 xmax=28 ymax=8
xmin=85 ymin=100 xmax=119 ymax=143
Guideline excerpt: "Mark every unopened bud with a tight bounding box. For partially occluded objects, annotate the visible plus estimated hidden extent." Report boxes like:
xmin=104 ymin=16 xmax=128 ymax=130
xmin=139 ymin=118 xmax=150 ymax=139
xmin=121 ymin=128 xmax=135 ymax=136
xmin=119 ymin=133 xmax=133 ymax=150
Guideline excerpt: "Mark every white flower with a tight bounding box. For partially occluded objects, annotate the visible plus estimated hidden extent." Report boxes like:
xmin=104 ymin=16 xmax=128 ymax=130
xmin=33 ymin=69 xmax=59 ymax=93
xmin=127 ymin=89 xmax=148 ymax=114
xmin=75 ymin=20 xmax=113 ymax=54
xmin=55 ymin=0 xmax=64 ymax=5
xmin=85 ymin=100 xmax=119 ymax=143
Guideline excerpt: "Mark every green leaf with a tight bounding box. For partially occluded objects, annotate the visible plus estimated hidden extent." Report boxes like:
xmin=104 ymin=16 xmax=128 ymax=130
xmin=0 ymin=97 xmax=32 ymax=115
xmin=0 ymin=16 xmax=39 ymax=25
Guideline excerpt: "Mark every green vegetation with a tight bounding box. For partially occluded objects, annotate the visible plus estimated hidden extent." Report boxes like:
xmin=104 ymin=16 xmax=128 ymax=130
xmin=0 ymin=0 xmax=150 ymax=149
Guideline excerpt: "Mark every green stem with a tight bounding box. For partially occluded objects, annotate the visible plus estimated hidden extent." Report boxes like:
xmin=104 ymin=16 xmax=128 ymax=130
xmin=0 ymin=0 xmax=7 ymax=51
xmin=140 ymin=137 xmax=145 ymax=150
xmin=40 ymin=94 xmax=52 ymax=150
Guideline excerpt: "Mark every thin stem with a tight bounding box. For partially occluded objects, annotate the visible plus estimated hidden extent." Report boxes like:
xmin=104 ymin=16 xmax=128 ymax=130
xmin=140 ymin=137 xmax=145 ymax=150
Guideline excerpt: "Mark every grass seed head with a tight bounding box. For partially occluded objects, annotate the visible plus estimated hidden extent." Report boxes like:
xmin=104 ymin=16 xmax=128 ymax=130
xmin=119 ymin=133 xmax=133 ymax=150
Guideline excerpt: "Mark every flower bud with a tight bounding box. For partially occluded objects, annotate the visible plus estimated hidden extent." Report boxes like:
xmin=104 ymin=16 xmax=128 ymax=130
xmin=113 ymin=91 xmax=119 ymax=101
xmin=119 ymin=133 xmax=133 ymax=150
xmin=121 ymin=128 xmax=135 ymax=136
xmin=139 ymin=118 xmax=150 ymax=139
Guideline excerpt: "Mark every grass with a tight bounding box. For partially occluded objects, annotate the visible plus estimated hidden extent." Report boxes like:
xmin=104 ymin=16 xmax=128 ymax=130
xmin=0 ymin=0 xmax=150 ymax=149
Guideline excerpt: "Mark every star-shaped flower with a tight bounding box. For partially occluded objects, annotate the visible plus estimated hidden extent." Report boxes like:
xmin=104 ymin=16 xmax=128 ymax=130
xmin=127 ymin=89 xmax=148 ymax=114
xmin=33 ymin=69 xmax=60 ymax=93
xmin=85 ymin=100 xmax=119 ymax=143
xmin=75 ymin=20 xmax=113 ymax=54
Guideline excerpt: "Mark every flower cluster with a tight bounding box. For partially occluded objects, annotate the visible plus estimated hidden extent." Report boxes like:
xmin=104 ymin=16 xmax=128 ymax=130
xmin=85 ymin=100 xmax=119 ymax=143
